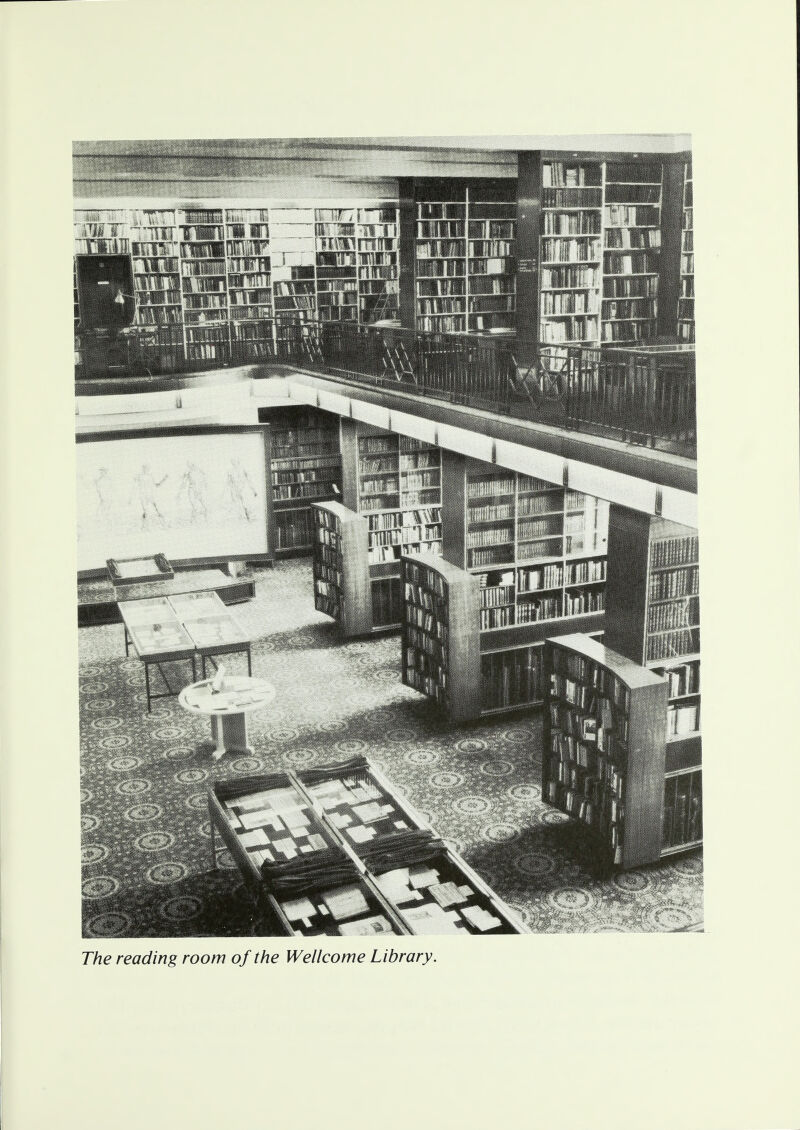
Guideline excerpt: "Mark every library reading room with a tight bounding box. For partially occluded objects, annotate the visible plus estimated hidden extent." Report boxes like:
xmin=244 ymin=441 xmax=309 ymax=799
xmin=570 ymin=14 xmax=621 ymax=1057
xmin=75 ymin=135 xmax=701 ymax=939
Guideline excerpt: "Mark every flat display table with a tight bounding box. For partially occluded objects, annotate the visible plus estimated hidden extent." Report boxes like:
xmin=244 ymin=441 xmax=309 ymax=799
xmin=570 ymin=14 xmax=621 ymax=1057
xmin=170 ymin=591 xmax=252 ymax=678
xmin=118 ymin=597 xmax=197 ymax=711
xmin=179 ymin=676 xmax=276 ymax=760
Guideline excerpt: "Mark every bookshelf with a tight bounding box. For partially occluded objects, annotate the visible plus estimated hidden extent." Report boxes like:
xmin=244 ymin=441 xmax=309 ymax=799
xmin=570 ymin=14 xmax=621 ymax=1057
xmin=677 ymin=161 xmax=695 ymax=343
xmin=357 ymin=206 xmax=399 ymax=323
xmin=401 ymin=553 xmax=481 ymax=723
xmin=543 ymin=633 xmax=668 ymax=871
xmin=259 ymin=406 xmax=342 ymax=555
xmin=312 ymin=501 xmax=373 ymax=637
xmin=177 ymin=207 xmax=229 ymax=363
xmin=467 ymin=188 xmax=517 ymax=332
xmin=315 ymin=208 xmax=358 ymax=323
xmin=602 ymin=160 xmax=663 ymax=344
xmin=415 ymin=187 xmax=468 ymax=334
xmin=73 ymin=208 xmax=130 ymax=255
xmin=269 ymin=207 xmax=317 ymax=326
xmin=413 ymin=182 xmax=517 ymax=335
xmin=603 ymin=506 xmax=702 ymax=857
xmin=129 ymin=209 xmax=182 ymax=327
xmin=429 ymin=452 xmax=607 ymax=717
xmin=539 ymin=159 xmax=602 ymax=348
xmin=225 ymin=208 xmax=273 ymax=359
xmin=339 ymin=421 xmax=443 ymax=630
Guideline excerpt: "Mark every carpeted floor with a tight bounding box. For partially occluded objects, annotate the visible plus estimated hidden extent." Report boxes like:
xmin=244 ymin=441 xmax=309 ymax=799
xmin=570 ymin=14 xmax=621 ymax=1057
xmin=80 ymin=559 xmax=704 ymax=936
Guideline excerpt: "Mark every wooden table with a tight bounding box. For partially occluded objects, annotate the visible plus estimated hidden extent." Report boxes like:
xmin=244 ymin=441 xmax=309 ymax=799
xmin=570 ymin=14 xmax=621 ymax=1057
xmin=179 ymin=676 xmax=276 ymax=760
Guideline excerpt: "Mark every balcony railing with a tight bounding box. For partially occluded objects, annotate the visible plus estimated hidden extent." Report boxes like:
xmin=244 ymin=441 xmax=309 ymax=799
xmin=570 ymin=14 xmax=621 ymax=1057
xmin=75 ymin=317 xmax=696 ymax=456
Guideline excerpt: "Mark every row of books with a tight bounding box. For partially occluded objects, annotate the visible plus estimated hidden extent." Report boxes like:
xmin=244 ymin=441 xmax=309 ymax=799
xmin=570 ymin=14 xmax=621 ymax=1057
xmin=541 ymin=317 xmax=599 ymax=343
xmin=551 ymin=654 xmax=631 ymax=710
xmin=369 ymin=525 xmax=442 ymax=549
xmin=481 ymin=646 xmax=543 ymax=710
xmin=662 ymin=773 xmax=702 ymax=848
xmin=646 ymin=627 xmax=700 ymax=663
xmin=367 ymin=507 xmax=441 ymax=531
xmin=604 ymin=251 xmax=660 ymax=275
xmin=605 ymin=184 xmax=660 ymax=205
xmin=667 ymin=702 xmax=699 ymax=736
xmin=541 ymin=291 xmax=599 ymax=315
xmin=542 ymin=163 xmax=602 ymax=188
xmin=605 ymin=228 xmax=661 ymax=249
xmin=543 ymin=211 xmax=601 ymax=235
xmin=541 ymin=237 xmax=602 ymax=263
xmin=651 ymin=535 xmax=699 ymax=568
xmin=543 ymin=188 xmax=602 ymax=208
xmin=131 ymin=240 xmax=176 ymax=256
xmin=647 ymin=596 xmax=699 ymax=634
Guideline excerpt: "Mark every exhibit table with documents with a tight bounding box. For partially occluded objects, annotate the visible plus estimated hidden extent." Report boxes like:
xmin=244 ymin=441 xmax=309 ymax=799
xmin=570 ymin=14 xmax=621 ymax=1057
xmin=208 ymin=758 xmax=527 ymax=935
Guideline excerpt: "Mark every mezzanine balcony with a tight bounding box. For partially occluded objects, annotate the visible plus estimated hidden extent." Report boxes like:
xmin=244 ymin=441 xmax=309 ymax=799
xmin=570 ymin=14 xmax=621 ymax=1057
xmin=75 ymin=317 xmax=696 ymax=460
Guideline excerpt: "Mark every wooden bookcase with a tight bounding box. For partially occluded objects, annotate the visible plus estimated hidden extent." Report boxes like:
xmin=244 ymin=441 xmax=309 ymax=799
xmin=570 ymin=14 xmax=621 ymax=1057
xmin=603 ymin=505 xmax=702 ymax=857
xmin=226 ymin=208 xmax=273 ymax=358
xmin=677 ymin=161 xmax=695 ymax=343
xmin=514 ymin=151 xmax=689 ymax=353
xmin=73 ymin=208 xmax=129 ymax=255
xmin=357 ymin=206 xmax=399 ymax=323
xmin=407 ymin=451 xmax=608 ymax=718
xmin=258 ymin=406 xmax=342 ymax=556
xmin=412 ymin=180 xmax=517 ymax=336
xmin=177 ymin=207 xmax=229 ymax=363
xmin=129 ymin=209 xmax=182 ymax=327
xmin=312 ymin=501 xmax=372 ymax=637
xmin=539 ymin=158 xmax=603 ymax=348
xmin=315 ymin=208 xmax=358 ymax=323
xmin=401 ymin=553 xmax=481 ymax=723
xmin=340 ymin=420 xmax=443 ymax=630
xmin=602 ymin=159 xmax=663 ymax=344
xmin=269 ymin=207 xmax=317 ymax=325
xmin=543 ymin=633 xmax=668 ymax=871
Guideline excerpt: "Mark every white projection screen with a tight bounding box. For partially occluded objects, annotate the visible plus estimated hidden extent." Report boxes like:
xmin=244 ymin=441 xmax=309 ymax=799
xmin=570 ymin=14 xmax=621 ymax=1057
xmin=76 ymin=426 xmax=271 ymax=573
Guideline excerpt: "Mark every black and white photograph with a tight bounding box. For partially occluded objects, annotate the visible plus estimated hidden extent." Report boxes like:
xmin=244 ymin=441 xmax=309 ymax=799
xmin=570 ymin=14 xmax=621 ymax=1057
xmin=3 ymin=3 xmax=799 ymax=1129
xmin=74 ymin=135 xmax=703 ymax=939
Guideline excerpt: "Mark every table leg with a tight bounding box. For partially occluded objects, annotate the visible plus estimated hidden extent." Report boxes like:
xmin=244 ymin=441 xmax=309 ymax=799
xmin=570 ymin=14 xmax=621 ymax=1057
xmin=207 ymin=711 xmax=251 ymax=761
xmin=145 ymin=662 xmax=151 ymax=713
xmin=124 ymin=625 xmax=130 ymax=657
xmin=247 ymin=646 xmax=252 ymax=677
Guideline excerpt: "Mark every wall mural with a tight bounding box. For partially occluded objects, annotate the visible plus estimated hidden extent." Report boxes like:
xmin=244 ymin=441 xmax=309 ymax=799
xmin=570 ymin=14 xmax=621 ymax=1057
xmin=76 ymin=431 xmax=269 ymax=572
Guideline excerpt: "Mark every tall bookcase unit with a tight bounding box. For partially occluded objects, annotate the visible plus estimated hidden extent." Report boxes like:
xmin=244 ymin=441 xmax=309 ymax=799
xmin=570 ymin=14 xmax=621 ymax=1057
xmin=226 ymin=208 xmax=272 ymax=358
xmin=514 ymin=151 xmax=689 ymax=354
xmin=677 ymin=162 xmax=695 ymax=343
xmin=178 ymin=207 xmax=229 ymax=363
xmin=357 ymin=207 xmax=399 ymax=323
xmin=129 ymin=209 xmax=182 ymax=327
xmin=602 ymin=160 xmax=663 ymax=344
xmin=315 ymin=209 xmax=358 ymax=323
xmin=312 ymin=502 xmax=372 ymax=637
xmin=269 ymin=208 xmax=317 ymax=328
xmin=539 ymin=159 xmax=603 ymax=348
xmin=543 ymin=634 xmax=668 ymax=871
xmin=340 ymin=420 xmax=443 ymax=631
xmin=603 ymin=506 xmax=702 ymax=858
xmin=401 ymin=553 xmax=481 ymax=723
xmin=408 ymin=451 xmax=608 ymax=719
xmin=259 ymin=406 xmax=342 ymax=555
xmin=412 ymin=180 xmax=517 ymax=335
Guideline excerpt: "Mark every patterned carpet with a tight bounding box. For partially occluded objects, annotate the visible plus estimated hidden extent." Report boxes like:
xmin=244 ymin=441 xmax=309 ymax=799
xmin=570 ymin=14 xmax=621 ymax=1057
xmin=80 ymin=559 xmax=704 ymax=936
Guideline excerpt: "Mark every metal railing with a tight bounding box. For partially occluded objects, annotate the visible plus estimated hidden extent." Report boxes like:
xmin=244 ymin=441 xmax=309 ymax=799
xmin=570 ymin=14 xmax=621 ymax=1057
xmin=75 ymin=317 xmax=695 ymax=455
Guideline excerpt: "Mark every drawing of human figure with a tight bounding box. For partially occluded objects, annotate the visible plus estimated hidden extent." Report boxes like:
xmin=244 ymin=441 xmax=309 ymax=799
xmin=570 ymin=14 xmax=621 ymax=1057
xmin=133 ymin=463 xmax=169 ymax=529
xmin=225 ymin=456 xmax=258 ymax=521
xmin=177 ymin=461 xmax=208 ymax=522
xmin=93 ymin=467 xmax=112 ymax=514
